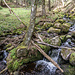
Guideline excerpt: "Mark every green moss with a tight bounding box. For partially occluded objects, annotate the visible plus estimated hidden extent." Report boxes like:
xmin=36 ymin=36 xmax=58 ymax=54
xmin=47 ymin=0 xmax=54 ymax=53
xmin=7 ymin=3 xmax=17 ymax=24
xmin=69 ymin=52 xmax=75 ymax=65
xmin=60 ymin=35 xmax=66 ymax=42
xmin=64 ymin=65 xmax=75 ymax=75
xmin=41 ymin=23 xmax=53 ymax=30
xmin=43 ymin=38 xmax=51 ymax=44
xmin=6 ymin=43 xmax=12 ymax=48
xmin=47 ymin=27 xmax=61 ymax=33
xmin=55 ymin=19 xmax=65 ymax=24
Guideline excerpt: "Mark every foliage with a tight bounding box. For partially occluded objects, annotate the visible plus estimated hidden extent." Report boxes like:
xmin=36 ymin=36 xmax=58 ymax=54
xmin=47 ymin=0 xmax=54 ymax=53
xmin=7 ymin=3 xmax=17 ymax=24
xmin=0 ymin=6 xmax=3 ymax=9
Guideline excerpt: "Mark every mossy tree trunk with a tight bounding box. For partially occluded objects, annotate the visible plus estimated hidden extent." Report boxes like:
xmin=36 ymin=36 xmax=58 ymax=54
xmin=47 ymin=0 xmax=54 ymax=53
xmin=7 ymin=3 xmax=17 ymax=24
xmin=22 ymin=0 xmax=37 ymax=46
xmin=42 ymin=0 xmax=46 ymax=17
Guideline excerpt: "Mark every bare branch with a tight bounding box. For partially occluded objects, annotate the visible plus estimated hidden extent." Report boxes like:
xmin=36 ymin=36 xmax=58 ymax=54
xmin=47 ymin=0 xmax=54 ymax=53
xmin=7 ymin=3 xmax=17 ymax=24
xmin=3 ymin=0 xmax=27 ymax=28
xmin=31 ymin=40 xmax=64 ymax=72
xmin=0 ymin=67 xmax=7 ymax=74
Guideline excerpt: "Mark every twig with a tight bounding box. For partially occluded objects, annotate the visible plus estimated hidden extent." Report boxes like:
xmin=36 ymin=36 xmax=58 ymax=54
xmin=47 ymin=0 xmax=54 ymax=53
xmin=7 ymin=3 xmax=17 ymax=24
xmin=31 ymin=40 xmax=64 ymax=72
xmin=3 ymin=0 xmax=27 ymax=28
xmin=0 ymin=67 xmax=8 ymax=74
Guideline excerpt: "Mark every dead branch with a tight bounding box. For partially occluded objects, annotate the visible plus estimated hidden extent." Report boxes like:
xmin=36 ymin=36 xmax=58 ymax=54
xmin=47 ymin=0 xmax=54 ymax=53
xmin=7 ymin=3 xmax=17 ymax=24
xmin=3 ymin=0 xmax=27 ymax=28
xmin=0 ymin=67 xmax=8 ymax=74
xmin=31 ymin=40 xmax=64 ymax=72
xmin=37 ymin=41 xmax=71 ymax=49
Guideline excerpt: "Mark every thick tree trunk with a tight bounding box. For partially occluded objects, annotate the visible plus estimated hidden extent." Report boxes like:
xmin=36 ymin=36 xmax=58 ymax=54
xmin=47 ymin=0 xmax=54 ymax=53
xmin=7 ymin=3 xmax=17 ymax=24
xmin=22 ymin=0 xmax=37 ymax=46
xmin=42 ymin=0 xmax=46 ymax=17
xmin=49 ymin=0 xmax=51 ymax=11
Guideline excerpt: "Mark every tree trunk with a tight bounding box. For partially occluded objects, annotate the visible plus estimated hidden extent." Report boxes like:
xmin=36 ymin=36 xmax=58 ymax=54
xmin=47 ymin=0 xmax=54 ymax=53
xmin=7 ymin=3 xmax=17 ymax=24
xmin=49 ymin=0 xmax=51 ymax=11
xmin=42 ymin=0 xmax=46 ymax=17
xmin=22 ymin=0 xmax=37 ymax=46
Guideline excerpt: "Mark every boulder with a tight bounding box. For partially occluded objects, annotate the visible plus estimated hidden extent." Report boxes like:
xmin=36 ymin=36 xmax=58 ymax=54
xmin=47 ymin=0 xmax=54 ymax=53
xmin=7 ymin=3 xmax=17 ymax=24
xmin=71 ymin=31 xmax=75 ymax=37
xmin=17 ymin=46 xmax=28 ymax=57
xmin=61 ymin=48 xmax=74 ymax=61
xmin=69 ymin=52 xmax=75 ymax=66
xmin=61 ymin=23 xmax=71 ymax=32
xmin=50 ymin=36 xmax=61 ymax=46
xmin=54 ymin=23 xmax=61 ymax=29
xmin=47 ymin=27 xmax=61 ymax=34
xmin=55 ymin=19 xmax=65 ymax=24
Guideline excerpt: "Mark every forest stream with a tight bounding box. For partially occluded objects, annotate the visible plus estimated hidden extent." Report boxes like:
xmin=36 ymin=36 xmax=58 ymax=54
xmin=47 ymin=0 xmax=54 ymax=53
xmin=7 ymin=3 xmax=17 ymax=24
xmin=0 ymin=16 xmax=75 ymax=75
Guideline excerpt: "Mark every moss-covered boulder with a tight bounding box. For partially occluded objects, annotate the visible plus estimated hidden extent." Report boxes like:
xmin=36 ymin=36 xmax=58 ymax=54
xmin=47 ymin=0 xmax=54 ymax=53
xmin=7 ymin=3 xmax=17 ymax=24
xmin=50 ymin=36 xmax=61 ymax=46
xmin=7 ymin=44 xmax=51 ymax=72
xmin=69 ymin=52 xmax=75 ymax=66
xmin=61 ymin=23 xmax=71 ymax=32
xmin=55 ymin=19 xmax=65 ymax=24
xmin=47 ymin=27 xmax=61 ymax=33
xmin=54 ymin=23 xmax=61 ymax=29
xmin=60 ymin=35 xmax=66 ymax=42
xmin=41 ymin=22 xmax=53 ymax=30
xmin=71 ymin=31 xmax=75 ymax=37
xmin=61 ymin=48 xmax=74 ymax=61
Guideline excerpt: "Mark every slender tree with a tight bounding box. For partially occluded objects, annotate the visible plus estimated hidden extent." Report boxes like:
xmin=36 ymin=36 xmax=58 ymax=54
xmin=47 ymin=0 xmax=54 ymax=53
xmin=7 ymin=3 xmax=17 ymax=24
xmin=49 ymin=0 xmax=51 ymax=11
xmin=22 ymin=0 xmax=37 ymax=46
xmin=42 ymin=0 xmax=46 ymax=17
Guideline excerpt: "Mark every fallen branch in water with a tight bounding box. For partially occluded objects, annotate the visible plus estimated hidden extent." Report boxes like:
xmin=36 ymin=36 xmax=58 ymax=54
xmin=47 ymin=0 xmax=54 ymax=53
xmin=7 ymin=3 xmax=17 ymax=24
xmin=3 ymin=0 xmax=27 ymax=28
xmin=0 ymin=67 xmax=8 ymax=74
xmin=31 ymin=40 xmax=64 ymax=72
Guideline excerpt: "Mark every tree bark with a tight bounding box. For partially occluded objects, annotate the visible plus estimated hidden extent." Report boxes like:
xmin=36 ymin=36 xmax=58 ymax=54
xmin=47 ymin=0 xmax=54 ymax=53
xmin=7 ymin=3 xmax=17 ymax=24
xmin=49 ymin=0 xmax=51 ymax=11
xmin=42 ymin=0 xmax=46 ymax=17
xmin=22 ymin=0 xmax=37 ymax=46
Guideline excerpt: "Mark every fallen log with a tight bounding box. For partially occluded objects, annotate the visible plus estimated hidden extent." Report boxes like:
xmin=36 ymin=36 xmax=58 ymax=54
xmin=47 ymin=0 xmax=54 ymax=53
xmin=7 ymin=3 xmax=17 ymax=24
xmin=3 ymin=0 xmax=27 ymax=28
xmin=31 ymin=40 xmax=64 ymax=72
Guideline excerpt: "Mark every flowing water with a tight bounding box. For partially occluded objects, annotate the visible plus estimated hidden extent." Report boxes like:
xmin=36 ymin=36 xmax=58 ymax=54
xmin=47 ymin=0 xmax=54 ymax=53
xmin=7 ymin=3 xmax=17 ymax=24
xmin=0 ymin=17 xmax=75 ymax=75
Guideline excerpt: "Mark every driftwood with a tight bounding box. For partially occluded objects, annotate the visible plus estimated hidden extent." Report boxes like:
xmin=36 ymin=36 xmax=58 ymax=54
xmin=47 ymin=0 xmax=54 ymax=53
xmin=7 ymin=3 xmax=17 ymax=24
xmin=3 ymin=0 xmax=27 ymax=28
xmin=0 ymin=67 xmax=7 ymax=74
xmin=31 ymin=40 xmax=64 ymax=72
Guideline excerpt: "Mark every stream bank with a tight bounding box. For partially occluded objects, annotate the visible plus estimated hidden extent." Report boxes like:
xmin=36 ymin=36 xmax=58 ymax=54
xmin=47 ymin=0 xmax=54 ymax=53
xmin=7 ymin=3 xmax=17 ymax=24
xmin=0 ymin=10 xmax=75 ymax=75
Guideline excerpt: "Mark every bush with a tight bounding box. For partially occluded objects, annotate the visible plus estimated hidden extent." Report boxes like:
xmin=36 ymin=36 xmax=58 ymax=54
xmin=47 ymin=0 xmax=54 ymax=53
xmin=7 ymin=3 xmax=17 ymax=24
xmin=0 ymin=6 xmax=3 ymax=10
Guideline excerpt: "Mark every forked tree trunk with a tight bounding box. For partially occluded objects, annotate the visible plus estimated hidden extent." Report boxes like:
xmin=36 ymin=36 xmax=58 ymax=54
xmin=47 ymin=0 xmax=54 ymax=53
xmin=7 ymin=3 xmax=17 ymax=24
xmin=22 ymin=0 xmax=37 ymax=46
xmin=42 ymin=0 xmax=46 ymax=17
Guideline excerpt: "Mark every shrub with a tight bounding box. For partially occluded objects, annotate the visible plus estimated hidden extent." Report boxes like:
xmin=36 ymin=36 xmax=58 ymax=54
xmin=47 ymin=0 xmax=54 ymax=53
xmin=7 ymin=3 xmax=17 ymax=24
xmin=0 ymin=6 xmax=3 ymax=10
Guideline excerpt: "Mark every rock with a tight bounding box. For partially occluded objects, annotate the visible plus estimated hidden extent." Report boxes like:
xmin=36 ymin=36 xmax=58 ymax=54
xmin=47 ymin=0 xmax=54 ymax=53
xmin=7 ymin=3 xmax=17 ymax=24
xmin=55 ymin=19 xmax=65 ymax=24
xmin=54 ymin=23 xmax=61 ymax=29
xmin=47 ymin=27 xmax=61 ymax=34
xmin=71 ymin=31 xmax=75 ymax=37
xmin=66 ymin=35 xmax=71 ymax=39
xmin=14 ymin=71 xmax=19 ymax=75
xmin=60 ymin=35 xmax=66 ymax=42
xmin=61 ymin=48 xmax=74 ymax=61
xmin=50 ymin=36 xmax=61 ymax=46
xmin=69 ymin=52 xmax=75 ymax=66
xmin=41 ymin=22 xmax=53 ymax=30
xmin=17 ymin=46 xmax=28 ymax=57
xmin=61 ymin=23 xmax=71 ymax=32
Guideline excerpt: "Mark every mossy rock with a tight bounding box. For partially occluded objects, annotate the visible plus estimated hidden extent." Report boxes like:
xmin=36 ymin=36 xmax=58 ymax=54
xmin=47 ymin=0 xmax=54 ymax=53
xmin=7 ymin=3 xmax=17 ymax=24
xmin=47 ymin=27 xmax=61 ymax=34
xmin=61 ymin=23 xmax=71 ymax=33
xmin=62 ymin=64 xmax=75 ymax=75
xmin=69 ymin=52 xmax=75 ymax=66
xmin=60 ymin=35 xmax=66 ymax=42
xmin=61 ymin=48 xmax=74 ymax=61
xmin=66 ymin=35 xmax=71 ymax=39
xmin=55 ymin=19 xmax=65 ymax=24
xmin=50 ymin=36 xmax=61 ymax=46
xmin=54 ymin=23 xmax=61 ymax=29
xmin=41 ymin=22 xmax=53 ymax=30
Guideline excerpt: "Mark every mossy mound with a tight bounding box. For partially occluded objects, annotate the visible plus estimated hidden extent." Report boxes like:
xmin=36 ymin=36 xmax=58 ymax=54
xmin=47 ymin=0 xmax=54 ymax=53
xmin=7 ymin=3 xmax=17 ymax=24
xmin=7 ymin=44 xmax=51 ymax=72
xmin=54 ymin=23 xmax=61 ymax=29
xmin=47 ymin=27 xmax=61 ymax=34
xmin=60 ymin=35 xmax=66 ymax=42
